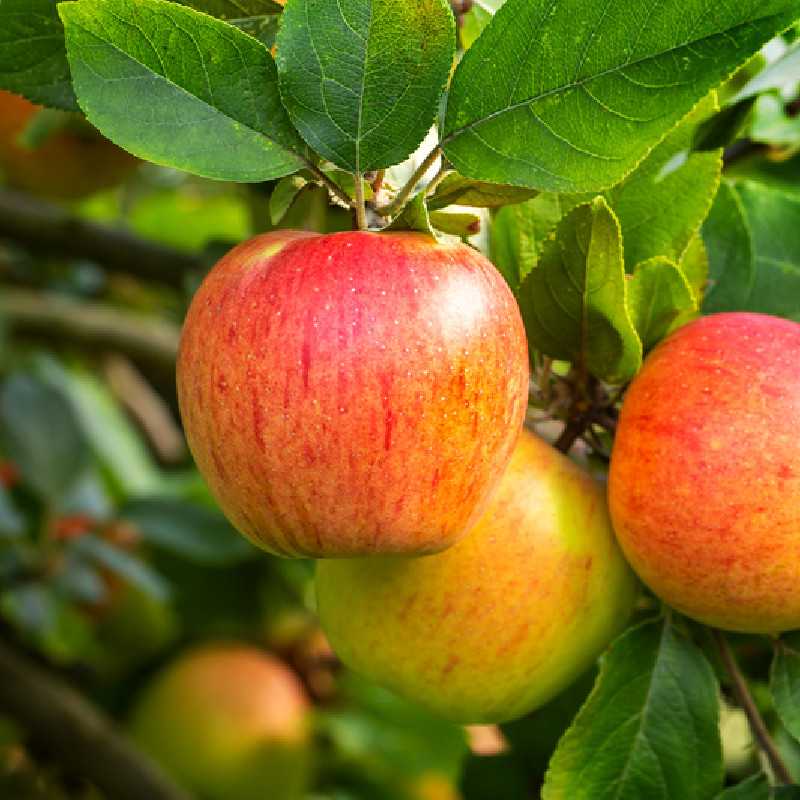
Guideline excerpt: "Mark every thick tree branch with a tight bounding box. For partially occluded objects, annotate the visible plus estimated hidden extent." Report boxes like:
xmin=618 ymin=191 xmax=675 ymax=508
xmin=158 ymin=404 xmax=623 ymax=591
xmin=0 ymin=189 xmax=202 ymax=288
xmin=0 ymin=637 xmax=191 ymax=800
xmin=0 ymin=288 xmax=179 ymax=368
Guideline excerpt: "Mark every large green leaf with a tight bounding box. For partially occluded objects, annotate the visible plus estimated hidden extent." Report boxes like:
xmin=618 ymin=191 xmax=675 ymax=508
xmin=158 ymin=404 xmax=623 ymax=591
xmin=703 ymin=180 xmax=800 ymax=321
xmin=0 ymin=0 xmax=77 ymax=110
xmin=443 ymin=0 xmax=799 ymax=192
xmin=517 ymin=197 xmax=642 ymax=384
xmin=771 ymin=632 xmax=800 ymax=744
xmin=628 ymin=257 xmax=696 ymax=350
xmin=0 ymin=374 xmax=89 ymax=502
xmin=543 ymin=619 xmax=723 ymax=800
xmin=59 ymin=0 xmax=306 ymax=182
xmin=276 ymin=0 xmax=454 ymax=173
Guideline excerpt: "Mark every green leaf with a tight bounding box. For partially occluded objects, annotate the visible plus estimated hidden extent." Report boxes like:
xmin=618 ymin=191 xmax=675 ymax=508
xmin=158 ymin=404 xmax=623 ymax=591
xmin=72 ymin=534 xmax=170 ymax=602
xmin=730 ymin=40 xmax=800 ymax=104
xmin=460 ymin=0 xmax=505 ymax=50
xmin=384 ymin=190 xmax=436 ymax=236
xmin=0 ymin=374 xmax=89 ymax=502
xmin=771 ymin=632 xmax=800 ymax=744
xmin=0 ymin=0 xmax=78 ymax=110
xmin=0 ymin=583 xmax=94 ymax=664
xmin=0 ymin=486 xmax=23 ymax=539
xmin=275 ymin=0 xmax=455 ymax=173
xmin=680 ymin=233 xmax=711 ymax=304
xmin=628 ymin=257 xmax=697 ymax=350
xmin=593 ymin=98 xmax=723 ymax=271
xmin=517 ymin=197 xmax=642 ymax=384
xmin=230 ymin=14 xmax=280 ymax=48
xmin=714 ymin=774 xmax=770 ymax=800
xmin=775 ymin=788 xmax=800 ymax=799
xmin=490 ymin=193 xmax=572 ymax=289
xmin=542 ymin=619 xmax=723 ymax=800
xmin=429 ymin=210 xmax=481 ymax=237
xmin=59 ymin=0 xmax=306 ymax=182
xmin=121 ymin=498 xmax=256 ymax=566
xmin=443 ymin=0 xmax=799 ymax=192
xmin=693 ymin=97 xmax=757 ymax=152
xmin=750 ymin=93 xmax=800 ymax=148
xmin=703 ymin=180 xmax=800 ymax=321
xmin=177 ymin=0 xmax=283 ymax=16
xmin=427 ymin=173 xmax=538 ymax=211
xmin=270 ymin=175 xmax=310 ymax=224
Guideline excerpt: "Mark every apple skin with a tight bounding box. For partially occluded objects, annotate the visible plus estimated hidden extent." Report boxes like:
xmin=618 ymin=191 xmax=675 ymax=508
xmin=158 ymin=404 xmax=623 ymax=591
xmin=0 ymin=90 xmax=138 ymax=200
xmin=130 ymin=644 xmax=312 ymax=800
xmin=177 ymin=230 xmax=529 ymax=558
xmin=609 ymin=312 xmax=800 ymax=633
xmin=315 ymin=429 xmax=638 ymax=724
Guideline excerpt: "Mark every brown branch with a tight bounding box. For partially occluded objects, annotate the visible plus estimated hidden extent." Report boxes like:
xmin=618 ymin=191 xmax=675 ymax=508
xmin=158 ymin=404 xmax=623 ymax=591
xmin=554 ymin=415 xmax=589 ymax=454
xmin=0 ymin=188 xmax=202 ymax=288
xmin=0 ymin=288 xmax=179 ymax=369
xmin=713 ymin=629 xmax=794 ymax=785
xmin=0 ymin=636 xmax=191 ymax=800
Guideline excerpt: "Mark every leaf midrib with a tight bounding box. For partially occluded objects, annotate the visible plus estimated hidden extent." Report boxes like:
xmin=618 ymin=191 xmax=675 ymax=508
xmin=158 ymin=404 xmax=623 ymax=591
xmin=443 ymin=11 xmax=789 ymax=145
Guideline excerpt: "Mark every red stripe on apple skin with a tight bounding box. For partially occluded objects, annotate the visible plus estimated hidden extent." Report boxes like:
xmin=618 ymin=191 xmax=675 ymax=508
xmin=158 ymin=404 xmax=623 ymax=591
xmin=177 ymin=230 xmax=529 ymax=558
xmin=609 ymin=312 xmax=800 ymax=634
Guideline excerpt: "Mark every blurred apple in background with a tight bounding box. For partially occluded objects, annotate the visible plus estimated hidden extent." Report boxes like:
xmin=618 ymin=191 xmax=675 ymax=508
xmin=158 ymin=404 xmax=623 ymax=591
xmin=130 ymin=644 xmax=312 ymax=800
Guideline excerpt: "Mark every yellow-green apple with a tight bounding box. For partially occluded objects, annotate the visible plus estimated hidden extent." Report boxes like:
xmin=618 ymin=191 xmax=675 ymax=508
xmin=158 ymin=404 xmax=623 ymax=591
xmin=177 ymin=230 xmax=529 ymax=558
xmin=130 ymin=644 xmax=312 ymax=800
xmin=609 ymin=312 xmax=800 ymax=633
xmin=0 ymin=90 xmax=138 ymax=200
xmin=315 ymin=429 xmax=638 ymax=724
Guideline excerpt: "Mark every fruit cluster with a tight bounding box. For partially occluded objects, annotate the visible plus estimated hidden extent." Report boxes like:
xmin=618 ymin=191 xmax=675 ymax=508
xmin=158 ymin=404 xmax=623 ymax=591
xmin=177 ymin=230 xmax=800 ymax=725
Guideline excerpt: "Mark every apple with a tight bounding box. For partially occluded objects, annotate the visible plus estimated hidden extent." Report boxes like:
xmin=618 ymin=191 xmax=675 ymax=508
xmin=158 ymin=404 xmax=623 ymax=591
xmin=609 ymin=312 xmax=800 ymax=633
xmin=177 ymin=230 xmax=529 ymax=558
xmin=0 ymin=90 xmax=138 ymax=200
xmin=315 ymin=429 xmax=638 ymax=724
xmin=130 ymin=644 xmax=312 ymax=800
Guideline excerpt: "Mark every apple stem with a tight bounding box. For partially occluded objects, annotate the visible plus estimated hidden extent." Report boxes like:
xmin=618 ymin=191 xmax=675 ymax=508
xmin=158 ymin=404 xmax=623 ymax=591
xmin=376 ymin=146 xmax=443 ymax=218
xmin=713 ymin=629 xmax=795 ymax=785
xmin=354 ymin=171 xmax=368 ymax=230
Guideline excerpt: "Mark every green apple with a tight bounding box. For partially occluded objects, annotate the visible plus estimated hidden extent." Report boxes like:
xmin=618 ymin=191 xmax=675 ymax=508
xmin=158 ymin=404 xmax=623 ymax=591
xmin=609 ymin=312 xmax=800 ymax=633
xmin=130 ymin=644 xmax=312 ymax=800
xmin=316 ymin=429 xmax=638 ymax=724
xmin=177 ymin=229 xmax=529 ymax=559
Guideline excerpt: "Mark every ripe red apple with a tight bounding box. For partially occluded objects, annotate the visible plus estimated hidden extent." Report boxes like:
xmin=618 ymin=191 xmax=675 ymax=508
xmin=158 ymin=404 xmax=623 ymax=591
xmin=609 ymin=312 xmax=800 ymax=633
xmin=177 ymin=230 xmax=529 ymax=557
xmin=130 ymin=644 xmax=312 ymax=800
xmin=315 ymin=429 xmax=638 ymax=723
xmin=0 ymin=90 xmax=138 ymax=200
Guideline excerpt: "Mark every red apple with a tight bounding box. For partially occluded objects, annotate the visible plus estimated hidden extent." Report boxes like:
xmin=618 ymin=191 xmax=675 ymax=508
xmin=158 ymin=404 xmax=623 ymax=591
xmin=177 ymin=230 xmax=529 ymax=557
xmin=130 ymin=644 xmax=311 ymax=800
xmin=609 ymin=312 xmax=800 ymax=633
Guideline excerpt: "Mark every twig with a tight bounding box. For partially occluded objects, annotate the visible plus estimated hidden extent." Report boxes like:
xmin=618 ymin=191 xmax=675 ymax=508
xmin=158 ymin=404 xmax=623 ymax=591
xmin=103 ymin=355 xmax=186 ymax=462
xmin=302 ymin=160 xmax=353 ymax=208
xmin=0 ymin=637 xmax=191 ymax=800
xmin=377 ymin=146 xmax=442 ymax=218
xmin=713 ymin=629 xmax=794 ymax=785
xmin=0 ymin=288 xmax=180 ymax=369
xmin=0 ymin=189 xmax=201 ymax=288
xmin=353 ymin=171 xmax=368 ymax=231
xmin=554 ymin=415 xmax=589 ymax=454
